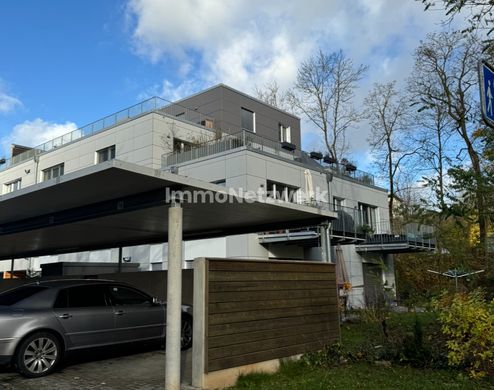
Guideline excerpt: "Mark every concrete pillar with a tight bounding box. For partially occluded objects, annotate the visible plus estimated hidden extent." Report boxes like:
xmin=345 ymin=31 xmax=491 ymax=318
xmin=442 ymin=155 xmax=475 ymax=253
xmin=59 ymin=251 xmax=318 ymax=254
xmin=118 ymin=247 xmax=123 ymax=273
xmin=10 ymin=258 xmax=14 ymax=278
xmin=165 ymin=203 xmax=183 ymax=390
xmin=192 ymin=258 xmax=207 ymax=388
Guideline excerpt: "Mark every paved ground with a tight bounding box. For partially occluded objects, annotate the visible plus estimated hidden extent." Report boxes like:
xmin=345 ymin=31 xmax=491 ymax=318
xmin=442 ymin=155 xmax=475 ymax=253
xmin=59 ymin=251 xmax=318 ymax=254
xmin=0 ymin=343 xmax=193 ymax=390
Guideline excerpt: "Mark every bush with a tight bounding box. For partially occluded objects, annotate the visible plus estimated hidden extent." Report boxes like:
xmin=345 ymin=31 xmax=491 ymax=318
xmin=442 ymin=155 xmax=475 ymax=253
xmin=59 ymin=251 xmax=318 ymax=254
xmin=435 ymin=289 xmax=494 ymax=379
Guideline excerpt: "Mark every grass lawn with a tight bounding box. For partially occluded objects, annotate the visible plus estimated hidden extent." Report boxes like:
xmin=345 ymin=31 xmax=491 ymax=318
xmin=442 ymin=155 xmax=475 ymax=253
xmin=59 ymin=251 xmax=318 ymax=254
xmin=228 ymin=312 xmax=494 ymax=389
xmin=229 ymin=360 xmax=490 ymax=390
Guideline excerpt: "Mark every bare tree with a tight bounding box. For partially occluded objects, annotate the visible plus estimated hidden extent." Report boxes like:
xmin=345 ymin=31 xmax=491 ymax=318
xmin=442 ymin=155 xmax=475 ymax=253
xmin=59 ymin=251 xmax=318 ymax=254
xmin=288 ymin=49 xmax=368 ymax=162
xmin=365 ymin=82 xmax=416 ymax=227
xmin=254 ymin=81 xmax=293 ymax=113
xmin=420 ymin=1 xmax=494 ymax=43
xmin=411 ymin=101 xmax=455 ymax=211
xmin=408 ymin=31 xmax=489 ymax=247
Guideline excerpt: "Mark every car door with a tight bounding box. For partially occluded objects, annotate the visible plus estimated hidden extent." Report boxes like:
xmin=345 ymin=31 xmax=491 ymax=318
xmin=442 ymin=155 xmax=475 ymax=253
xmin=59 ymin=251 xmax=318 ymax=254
xmin=106 ymin=284 xmax=165 ymax=343
xmin=53 ymin=284 xmax=115 ymax=349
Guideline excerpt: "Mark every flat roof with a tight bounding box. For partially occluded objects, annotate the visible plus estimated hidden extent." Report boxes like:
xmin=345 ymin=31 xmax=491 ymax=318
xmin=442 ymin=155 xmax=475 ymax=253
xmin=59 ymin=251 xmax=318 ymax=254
xmin=0 ymin=160 xmax=334 ymax=260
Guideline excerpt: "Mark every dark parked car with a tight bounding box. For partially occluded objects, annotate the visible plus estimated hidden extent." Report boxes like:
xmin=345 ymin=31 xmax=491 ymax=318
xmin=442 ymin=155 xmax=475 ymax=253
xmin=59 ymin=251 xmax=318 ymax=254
xmin=0 ymin=279 xmax=192 ymax=377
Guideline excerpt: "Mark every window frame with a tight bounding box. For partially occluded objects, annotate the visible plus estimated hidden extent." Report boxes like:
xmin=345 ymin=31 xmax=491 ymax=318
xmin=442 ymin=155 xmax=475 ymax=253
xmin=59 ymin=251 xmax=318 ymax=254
xmin=96 ymin=145 xmax=116 ymax=164
xmin=358 ymin=202 xmax=378 ymax=230
xmin=266 ymin=180 xmax=298 ymax=203
xmin=333 ymin=197 xmax=344 ymax=211
xmin=53 ymin=284 xmax=110 ymax=309
xmin=106 ymin=284 xmax=153 ymax=306
xmin=241 ymin=107 xmax=256 ymax=133
xmin=279 ymin=123 xmax=291 ymax=143
xmin=42 ymin=163 xmax=64 ymax=181
xmin=4 ymin=178 xmax=22 ymax=194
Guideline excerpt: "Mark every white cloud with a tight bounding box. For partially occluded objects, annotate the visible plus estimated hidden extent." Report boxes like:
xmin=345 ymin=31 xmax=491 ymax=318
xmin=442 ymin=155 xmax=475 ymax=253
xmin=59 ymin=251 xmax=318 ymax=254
xmin=1 ymin=118 xmax=78 ymax=156
xmin=126 ymin=0 xmax=463 ymax=166
xmin=0 ymin=82 xmax=22 ymax=114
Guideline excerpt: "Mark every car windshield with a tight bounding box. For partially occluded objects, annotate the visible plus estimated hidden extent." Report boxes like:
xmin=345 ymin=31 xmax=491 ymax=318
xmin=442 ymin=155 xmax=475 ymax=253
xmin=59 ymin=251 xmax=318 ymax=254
xmin=0 ymin=285 xmax=47 ymax=306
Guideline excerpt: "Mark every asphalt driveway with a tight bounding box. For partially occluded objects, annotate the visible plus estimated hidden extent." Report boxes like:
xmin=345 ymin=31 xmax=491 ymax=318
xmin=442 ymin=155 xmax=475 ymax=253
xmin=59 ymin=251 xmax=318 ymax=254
xmin=0 ymin=343 xmax=192 ymax=390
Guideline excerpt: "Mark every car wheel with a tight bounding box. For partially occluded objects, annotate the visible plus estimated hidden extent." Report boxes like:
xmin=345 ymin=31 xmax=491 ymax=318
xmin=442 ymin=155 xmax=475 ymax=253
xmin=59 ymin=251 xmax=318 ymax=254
xmin=15 ymin=332 xmax=62 ymax=378
xmin=181 ymin=315 xmax=192 ymax=350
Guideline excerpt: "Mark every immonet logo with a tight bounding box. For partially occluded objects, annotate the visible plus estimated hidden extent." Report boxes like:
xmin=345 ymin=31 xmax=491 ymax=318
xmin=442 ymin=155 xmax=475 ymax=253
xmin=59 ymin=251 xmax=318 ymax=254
xmin=164 ymin=187 xmax=330 ymax=206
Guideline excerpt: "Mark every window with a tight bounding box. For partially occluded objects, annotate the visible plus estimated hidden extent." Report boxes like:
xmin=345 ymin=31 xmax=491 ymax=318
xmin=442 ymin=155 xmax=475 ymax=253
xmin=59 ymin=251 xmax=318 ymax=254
xmin=173 ymin=139 xmax=194 ymax=153
xmin=241 ymin=107 xmax=255 ymax=132
xmin=107 ymin=285 xmax=151 ymax=305
xmin=96 ymin=145 xmax=116 ymax=163
xmin=279 ymin=124 xmax=291 ymax=143
xmin=266 ymin=180 xmax=298 ymax=203
xmin=359 ymin=203 xmax=377 ymax=230
xmin=0 ymin=286 xmax=47 ymax=306
xmin=54 ymin=285 xmax=107 ymax=308
xmin=4 ymin=178 xmax=21 ymax=194
xmin=333 ymin=197 xmax=344 ymax=211
xmin=43 ymin=163 xmax=64 ymax=181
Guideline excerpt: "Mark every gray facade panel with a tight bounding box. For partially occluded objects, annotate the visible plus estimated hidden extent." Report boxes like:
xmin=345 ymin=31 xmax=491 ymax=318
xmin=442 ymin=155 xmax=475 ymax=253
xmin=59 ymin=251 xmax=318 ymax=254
xmin=177 ymin=85 xmax=301 ymax=149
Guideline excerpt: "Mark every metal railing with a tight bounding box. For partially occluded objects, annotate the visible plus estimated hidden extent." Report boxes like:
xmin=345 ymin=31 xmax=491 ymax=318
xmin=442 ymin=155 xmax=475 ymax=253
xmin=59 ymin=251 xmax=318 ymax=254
xmin=0 ymin=97 xmax=215 ymax=172
xmin=162 ymin=130 xmax=296 ymax=167
xmin=326 ymin=164 xmax=375 ymax=186
xmin=258 ymin=204 xmax=436 ymax=249
xmin=364 ymin=221 xmax=436 ymax=248
xmin=163 ymin=130 xmax=376 ymax=187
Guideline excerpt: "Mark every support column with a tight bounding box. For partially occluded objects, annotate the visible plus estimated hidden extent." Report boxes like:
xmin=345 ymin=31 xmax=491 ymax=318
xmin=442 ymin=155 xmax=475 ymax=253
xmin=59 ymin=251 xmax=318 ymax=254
xmin=10 ymin=258 xmax=14 ymax=279
xmin=118 ymin=247 xmax=123 ymax=273
xmin=165 ymin=202 xmax=183 ymax=390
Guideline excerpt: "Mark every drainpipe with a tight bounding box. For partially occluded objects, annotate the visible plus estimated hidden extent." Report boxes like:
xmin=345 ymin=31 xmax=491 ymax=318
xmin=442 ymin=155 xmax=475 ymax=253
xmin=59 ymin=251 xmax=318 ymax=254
xmin=34 ymin=154 xmax=40 ymax=184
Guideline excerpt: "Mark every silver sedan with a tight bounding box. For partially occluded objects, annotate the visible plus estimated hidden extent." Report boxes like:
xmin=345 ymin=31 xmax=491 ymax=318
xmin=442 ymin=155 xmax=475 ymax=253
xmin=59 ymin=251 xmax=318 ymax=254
xmin=0 ymin=279 xmax=192 ymax=377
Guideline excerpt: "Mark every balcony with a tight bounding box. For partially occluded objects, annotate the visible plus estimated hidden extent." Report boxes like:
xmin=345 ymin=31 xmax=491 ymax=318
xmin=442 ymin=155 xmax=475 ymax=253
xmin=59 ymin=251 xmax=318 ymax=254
xmin=356 ymin=221 xmax=436 ymax=253
xmin=259 ymin=207 xmax=436 ymax=253
xmin=162 ymin=130 xmax=376 ymax=187
xmin=163 ymin=130 xmax=296 ymax=167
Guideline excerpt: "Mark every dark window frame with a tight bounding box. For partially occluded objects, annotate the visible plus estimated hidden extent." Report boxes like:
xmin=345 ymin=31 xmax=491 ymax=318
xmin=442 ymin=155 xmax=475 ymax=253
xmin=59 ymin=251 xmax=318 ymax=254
xmin=96 ymin=145 xmax=116 ymax=163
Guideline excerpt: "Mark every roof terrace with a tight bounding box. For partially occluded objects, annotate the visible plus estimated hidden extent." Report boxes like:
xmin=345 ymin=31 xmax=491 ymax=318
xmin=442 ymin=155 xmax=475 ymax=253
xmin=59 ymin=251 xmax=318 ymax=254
xmin=0 ymin=96 xmax=215 ymax=172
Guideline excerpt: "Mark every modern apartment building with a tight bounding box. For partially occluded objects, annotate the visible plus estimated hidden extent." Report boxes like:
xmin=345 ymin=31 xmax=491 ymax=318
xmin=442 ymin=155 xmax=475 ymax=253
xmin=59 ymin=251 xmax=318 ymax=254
xmin=0 ymin=84 xmax=434 ymax=307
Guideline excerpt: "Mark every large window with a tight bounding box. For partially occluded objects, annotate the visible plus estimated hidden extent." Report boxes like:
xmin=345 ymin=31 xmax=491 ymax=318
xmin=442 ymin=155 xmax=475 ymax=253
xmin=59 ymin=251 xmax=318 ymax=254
xmin=333 ymin=197 xmax=344 ymax=211
xmin=359 ymin=202 xmax=377 ymax=230
xmin=4 ymin=178 xmax=21 ymax=194
xmin=266 ymin=180 xmax=298 ymax=203
xmin=241 ymin=107 xmax=255 ymax=132
xmin=43 ymin=163 xmax=64 ymax=181
xmin=54 ymin=285 xmax=108 ymax=308
xmin=279 ymin=124 xmax=291 ymax=143
xmin=96 ymin=145 xmax=116 ymax=163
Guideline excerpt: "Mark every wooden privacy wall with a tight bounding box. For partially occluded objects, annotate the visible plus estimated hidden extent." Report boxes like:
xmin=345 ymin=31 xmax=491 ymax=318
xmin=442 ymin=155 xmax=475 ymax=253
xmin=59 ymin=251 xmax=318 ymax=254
xmin=205 ymin=258 xmax=339 ymax=373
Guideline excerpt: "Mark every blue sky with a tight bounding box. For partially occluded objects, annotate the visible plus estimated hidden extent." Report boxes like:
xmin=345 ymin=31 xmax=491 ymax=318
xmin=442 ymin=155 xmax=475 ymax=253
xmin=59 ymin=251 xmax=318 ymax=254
xmin=0 ymin=0 xmax=453 ymax=169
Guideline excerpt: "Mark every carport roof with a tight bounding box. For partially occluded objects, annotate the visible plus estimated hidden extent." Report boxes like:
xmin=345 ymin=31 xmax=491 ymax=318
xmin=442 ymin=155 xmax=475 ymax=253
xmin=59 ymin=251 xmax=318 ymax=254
xmin=0 ymin=160 xmax=335 ymax=260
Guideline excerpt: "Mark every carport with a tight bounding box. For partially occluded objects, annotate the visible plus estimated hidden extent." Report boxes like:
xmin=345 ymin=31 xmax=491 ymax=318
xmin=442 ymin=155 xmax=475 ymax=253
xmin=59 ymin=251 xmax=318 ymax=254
xmin=0 ymin=160 xmax=335 ymax=390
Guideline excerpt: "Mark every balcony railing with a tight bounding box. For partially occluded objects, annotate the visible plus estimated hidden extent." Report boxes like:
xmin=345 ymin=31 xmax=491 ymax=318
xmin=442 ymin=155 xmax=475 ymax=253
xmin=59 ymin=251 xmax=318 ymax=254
xmin=0 ymin=97 xmax=214 ymax=172
xmin=163 ymin=130 xmax=376 ymax=187
xmin=163 ymin=130 xmax=296 ymax=167
xmin=258 ymin=205 xmax=436 ymax=251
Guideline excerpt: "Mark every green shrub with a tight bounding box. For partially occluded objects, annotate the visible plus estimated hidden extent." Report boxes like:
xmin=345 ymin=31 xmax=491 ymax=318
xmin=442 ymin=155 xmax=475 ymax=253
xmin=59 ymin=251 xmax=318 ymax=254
xmin=435 ymin=289 xmax=494 ymax=379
